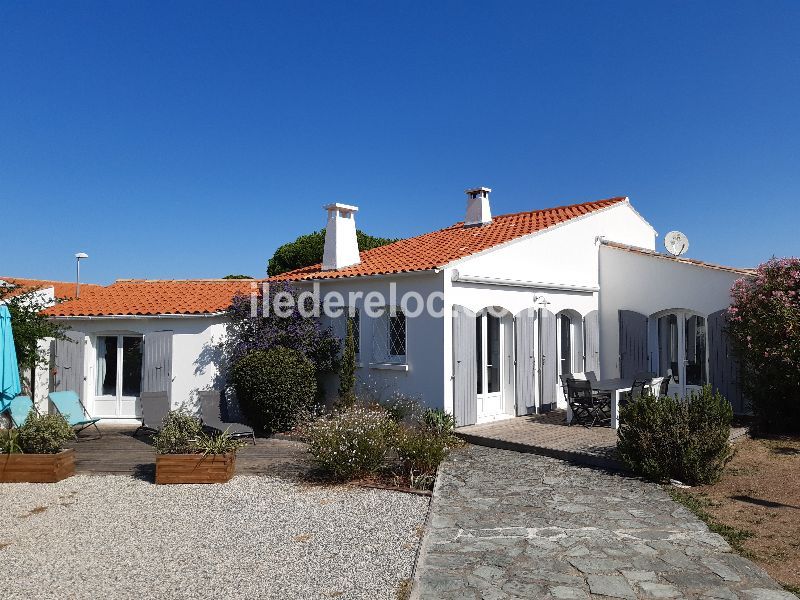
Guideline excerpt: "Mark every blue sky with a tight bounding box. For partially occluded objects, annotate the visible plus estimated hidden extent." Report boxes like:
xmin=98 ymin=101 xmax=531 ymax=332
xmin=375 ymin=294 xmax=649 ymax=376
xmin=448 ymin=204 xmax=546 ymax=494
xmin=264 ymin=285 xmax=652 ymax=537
xmin=1 ymin=1 xmax=798 ymax=284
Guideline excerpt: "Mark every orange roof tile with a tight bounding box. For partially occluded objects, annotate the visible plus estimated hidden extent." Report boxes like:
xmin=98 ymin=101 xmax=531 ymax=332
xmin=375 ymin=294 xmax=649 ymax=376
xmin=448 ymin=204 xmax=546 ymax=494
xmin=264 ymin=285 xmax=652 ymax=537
xmin=0 ymin=277 xmax=104 ymax=300
xmin=270 ymin=197 xmax=627 ymax=281
xmin=43 ymin=279 xmax=256 ymax=317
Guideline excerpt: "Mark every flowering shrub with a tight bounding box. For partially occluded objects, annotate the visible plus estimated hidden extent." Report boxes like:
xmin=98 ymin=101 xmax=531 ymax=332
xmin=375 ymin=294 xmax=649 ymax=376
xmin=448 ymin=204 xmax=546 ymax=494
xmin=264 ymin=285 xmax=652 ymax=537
xmin=225 ymin=281 xmax=340 ymax=380
xmin=306 ymin=406 xmax=397 ymax=479
xmin=617 ymin=386 xmax=733 ymax=485
xmin=727 ymin=258 xmax=800 ymax=433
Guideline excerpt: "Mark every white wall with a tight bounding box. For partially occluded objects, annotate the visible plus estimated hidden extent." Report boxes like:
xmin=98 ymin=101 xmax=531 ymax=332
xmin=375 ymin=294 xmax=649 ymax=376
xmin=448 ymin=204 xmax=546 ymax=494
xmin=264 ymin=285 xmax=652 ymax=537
xmin=52 ymin=315 xmax=227 ymax=420
xmin=310 ymin=272 xmax=446 ymax=411
xmin=598 ymin=245 xmax=743 ymax=379
xmin=448 ymin=201 xmax=656 ymax=288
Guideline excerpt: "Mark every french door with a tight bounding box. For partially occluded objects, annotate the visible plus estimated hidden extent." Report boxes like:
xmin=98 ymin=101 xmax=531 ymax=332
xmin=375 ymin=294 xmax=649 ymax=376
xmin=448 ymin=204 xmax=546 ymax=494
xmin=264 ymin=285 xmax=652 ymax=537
xmin=94 ymin=335 xmax=143 ymax=418
xmin=655 ymin=312 xmax=707 ymax=397
xmin=476 ymin=312 xmax=504 ymax=422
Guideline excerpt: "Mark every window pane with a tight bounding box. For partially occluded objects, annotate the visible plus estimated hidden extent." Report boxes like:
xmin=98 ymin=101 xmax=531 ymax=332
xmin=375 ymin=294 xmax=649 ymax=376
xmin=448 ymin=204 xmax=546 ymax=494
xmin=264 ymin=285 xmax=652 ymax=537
xmin=122 ymin=337 xmax=143 ymax=396
xmin=389 ymin=311 xmax=406 ymax=356
xmin=349 ymin=309 xmax=360 ymax=355
xmin=559 ymin=314 xmax=571 ymax=375
xmin=487 ymin=314 xmax=500 ymax=393
xmin=685 ymin=315 xmax=706 ymax=386
xmin=96 ymin=336 xmax=117 ymax=396
xmin=658 ymin=314 xmax=679 ymax=382
xmin=475 ymin=316 xmax=483 ymax=394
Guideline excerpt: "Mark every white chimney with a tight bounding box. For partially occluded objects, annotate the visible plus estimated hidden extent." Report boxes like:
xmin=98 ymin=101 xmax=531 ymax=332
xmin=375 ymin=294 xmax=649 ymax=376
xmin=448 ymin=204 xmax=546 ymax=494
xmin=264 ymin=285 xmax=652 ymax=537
xmin=465 ymin=187 xmax=492 ymax=226
xmin=322 ymin=203 xmax=361 ymax=271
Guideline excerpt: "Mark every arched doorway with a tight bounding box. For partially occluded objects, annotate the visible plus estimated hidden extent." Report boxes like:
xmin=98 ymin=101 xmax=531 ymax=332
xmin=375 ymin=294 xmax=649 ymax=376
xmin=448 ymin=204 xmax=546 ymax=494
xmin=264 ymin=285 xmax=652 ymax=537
xmin=475 ymin=307 xmax=514 ymax=423
xmin=651 ymin=309 xmax=708 ymax=398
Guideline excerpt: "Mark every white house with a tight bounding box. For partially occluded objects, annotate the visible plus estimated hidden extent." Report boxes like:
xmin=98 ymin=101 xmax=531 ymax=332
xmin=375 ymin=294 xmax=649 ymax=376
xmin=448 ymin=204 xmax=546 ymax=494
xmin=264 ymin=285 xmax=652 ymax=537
xmin=33 ymin=190 xmax=749 ymax=427
xmin=272 ymin=191 xmax=750 ymax=425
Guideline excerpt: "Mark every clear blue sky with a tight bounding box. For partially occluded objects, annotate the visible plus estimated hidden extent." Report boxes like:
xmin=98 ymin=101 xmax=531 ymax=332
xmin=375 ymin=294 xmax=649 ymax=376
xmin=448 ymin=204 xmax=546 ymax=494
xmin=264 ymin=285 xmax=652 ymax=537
xmin=1 ymin=1 xmax=798 ymax=284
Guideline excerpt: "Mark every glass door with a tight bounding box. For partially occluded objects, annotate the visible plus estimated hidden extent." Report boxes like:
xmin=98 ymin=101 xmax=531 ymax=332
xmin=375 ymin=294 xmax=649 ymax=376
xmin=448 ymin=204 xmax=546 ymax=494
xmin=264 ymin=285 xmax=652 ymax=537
xmin=94 ymin=335 xmax=143 ymax=418
xmin=476 ymin=313 xmax=503 ymax=422
xmin=655 ymin=312 xmax=707 ymax=397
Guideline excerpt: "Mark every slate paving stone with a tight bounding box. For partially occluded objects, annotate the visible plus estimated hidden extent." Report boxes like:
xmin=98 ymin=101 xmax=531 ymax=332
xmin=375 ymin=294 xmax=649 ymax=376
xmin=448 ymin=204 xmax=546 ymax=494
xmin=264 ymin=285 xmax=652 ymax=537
xmin=412 ymin=446 xmax=792 ymax=600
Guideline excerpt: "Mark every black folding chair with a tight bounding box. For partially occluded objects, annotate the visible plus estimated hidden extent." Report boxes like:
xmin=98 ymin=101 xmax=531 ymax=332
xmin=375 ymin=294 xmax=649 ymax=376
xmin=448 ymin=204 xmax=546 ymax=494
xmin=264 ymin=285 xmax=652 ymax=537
xmin=566 ymin=378 xmax=611 ymax=427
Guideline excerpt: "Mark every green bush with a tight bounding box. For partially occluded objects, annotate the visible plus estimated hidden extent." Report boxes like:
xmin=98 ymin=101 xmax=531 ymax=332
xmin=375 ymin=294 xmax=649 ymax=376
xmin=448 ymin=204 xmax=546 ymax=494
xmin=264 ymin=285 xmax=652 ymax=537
xmin=152 ymin=410 xmax=202 ymax=455
xmin=306 ymin=406 xmax=397 ymax=479
xmin=617 ymin=385 xmax=733 ymax=485
xmin=422 ymin=408 xmax=456 ymax=435
xmin=395 ymin=426 xmax=455 ymax=476
xmin=231 ymin=347 xmax=317 ymax=434
xmin=0 ymin=429 xmax=23 ymax=454
xmin=152 ymin=410 xmax=245 ymax=455
xmin=16 ymin=413 xmax=75 ymax=454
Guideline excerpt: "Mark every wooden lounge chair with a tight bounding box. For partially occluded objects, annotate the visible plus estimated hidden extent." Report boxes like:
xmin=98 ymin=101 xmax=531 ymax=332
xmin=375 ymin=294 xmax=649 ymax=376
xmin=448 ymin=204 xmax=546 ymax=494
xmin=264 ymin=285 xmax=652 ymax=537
xmin=198 ymin=390 xmax=256 ymax=444
xmin=48 ymin=391 xmax=101 ymax=438
xmin=134 ymin=391 xmax=171 ymax=436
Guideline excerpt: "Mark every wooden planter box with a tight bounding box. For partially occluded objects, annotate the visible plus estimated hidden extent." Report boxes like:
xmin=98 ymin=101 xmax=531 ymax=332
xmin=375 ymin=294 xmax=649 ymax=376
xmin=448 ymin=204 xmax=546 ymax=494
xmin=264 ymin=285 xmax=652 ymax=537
xmin=0 ymin=449 xmax=75 ymax=483
xmin=155 ymin=452 xmax=235 ymax=484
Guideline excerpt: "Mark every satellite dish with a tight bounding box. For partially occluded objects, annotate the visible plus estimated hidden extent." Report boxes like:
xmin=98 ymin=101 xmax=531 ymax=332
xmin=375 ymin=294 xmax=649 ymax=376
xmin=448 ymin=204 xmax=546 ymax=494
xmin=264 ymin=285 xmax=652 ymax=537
xmin=664 ymin=231 xmax=689 ymax=256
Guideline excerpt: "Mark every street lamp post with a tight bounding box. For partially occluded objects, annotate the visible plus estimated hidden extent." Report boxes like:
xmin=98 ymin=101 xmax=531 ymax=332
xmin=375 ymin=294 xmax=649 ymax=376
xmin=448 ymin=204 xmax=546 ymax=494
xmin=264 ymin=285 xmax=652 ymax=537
xmin=75 ymin=253 xmax=88 ymax=298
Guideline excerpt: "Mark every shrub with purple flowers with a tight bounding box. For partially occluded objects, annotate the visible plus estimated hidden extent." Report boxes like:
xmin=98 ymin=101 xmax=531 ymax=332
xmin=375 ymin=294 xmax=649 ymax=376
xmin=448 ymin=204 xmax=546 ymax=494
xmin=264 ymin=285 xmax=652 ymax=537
xmin=727 ymin=257 xmax=800 ymax=433
xmin=225 ymin=281 xmax=339 ymax=386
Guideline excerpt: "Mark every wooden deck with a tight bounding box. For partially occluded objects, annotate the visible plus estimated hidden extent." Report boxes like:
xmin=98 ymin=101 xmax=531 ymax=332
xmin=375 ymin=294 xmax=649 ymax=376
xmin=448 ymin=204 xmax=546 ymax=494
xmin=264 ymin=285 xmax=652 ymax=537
xmin=65 ymin=426 xmax=311 ymax=479
xmin=456 ymin=410 xmax=624 ymax=470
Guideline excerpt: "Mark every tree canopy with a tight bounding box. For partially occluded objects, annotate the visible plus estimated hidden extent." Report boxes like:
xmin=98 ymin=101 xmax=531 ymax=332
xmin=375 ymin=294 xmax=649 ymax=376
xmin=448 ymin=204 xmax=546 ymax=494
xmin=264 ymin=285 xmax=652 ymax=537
xmin=0 ymin=284 xmax=68 ymax=370
xmin=267 ymin=229 xmax=397 ymax=276
xmin=222 ymin=274 xmax=253 ymax=279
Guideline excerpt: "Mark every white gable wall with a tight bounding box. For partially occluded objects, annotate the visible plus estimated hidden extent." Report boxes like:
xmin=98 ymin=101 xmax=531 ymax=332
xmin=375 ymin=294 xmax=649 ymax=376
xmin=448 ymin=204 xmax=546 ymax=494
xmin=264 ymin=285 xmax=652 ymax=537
xmin=598 ymin=244 xmax=742 ymax=379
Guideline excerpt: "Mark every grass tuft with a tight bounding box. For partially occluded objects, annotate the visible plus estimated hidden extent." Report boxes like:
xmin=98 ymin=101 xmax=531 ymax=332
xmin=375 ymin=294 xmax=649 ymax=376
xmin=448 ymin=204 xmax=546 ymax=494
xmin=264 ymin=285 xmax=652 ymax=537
xmin=667 ymin=487 xmax=754 ymax=555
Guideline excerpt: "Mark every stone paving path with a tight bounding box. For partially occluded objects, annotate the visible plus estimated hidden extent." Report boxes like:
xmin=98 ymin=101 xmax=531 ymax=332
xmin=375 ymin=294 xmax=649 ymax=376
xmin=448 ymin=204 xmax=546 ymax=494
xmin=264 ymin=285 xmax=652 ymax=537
xmin=413 ymin=446 xmax=795 ymax=600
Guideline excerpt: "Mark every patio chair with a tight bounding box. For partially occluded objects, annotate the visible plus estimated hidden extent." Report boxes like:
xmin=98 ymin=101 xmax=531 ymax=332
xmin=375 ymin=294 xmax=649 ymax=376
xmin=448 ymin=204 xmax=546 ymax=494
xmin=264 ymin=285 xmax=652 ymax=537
xmin=565 ymin=378 xmax=610 ymax=427
xmin=48 ymin=391 xmax=102 ymax=438
xmin=646 ymin=377 xmax=666 ymax=397
xmin=199 ymin=390 xmax=256 ymax=444
xmin=657 ymin=375 xmax=670 ymax=397
xmin=134 ymin=391 xmax=171 ymax=436
xmin=6 ymin=395 xmax=37 ymax=427
xmin=621 ymin=377 xmax=650 ymax=406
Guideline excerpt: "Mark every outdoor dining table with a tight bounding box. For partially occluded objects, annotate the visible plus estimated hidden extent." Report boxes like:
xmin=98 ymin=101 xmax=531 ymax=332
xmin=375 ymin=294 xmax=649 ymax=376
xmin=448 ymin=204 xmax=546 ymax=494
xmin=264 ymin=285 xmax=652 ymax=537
xmin=565 ymin=377 xmax=633 ymax=430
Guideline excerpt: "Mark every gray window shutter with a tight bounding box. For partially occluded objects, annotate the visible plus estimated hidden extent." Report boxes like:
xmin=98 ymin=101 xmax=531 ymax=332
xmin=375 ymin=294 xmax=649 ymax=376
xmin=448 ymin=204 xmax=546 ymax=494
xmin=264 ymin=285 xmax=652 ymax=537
xmin=143 ymin=331 xmax=173 ymax=401
xmin=53 ymin=331 xmax=85 ymax=400
xmin=708 ymin=310 xmax=745 ymax=413
xmin=583 ymin=310 xmax=600 ymax=376
xmin=619 ymin=310 xmax=649 ymax=378
xmin=452 ymin=305 xmax=477 ymax=427
xmin=538 ymin=308 xmax=557 ymax=412
xmin=572 ymin=317 xmax=585 ymax=375
xmin=514 ymin=308 xmax=537 ymax=415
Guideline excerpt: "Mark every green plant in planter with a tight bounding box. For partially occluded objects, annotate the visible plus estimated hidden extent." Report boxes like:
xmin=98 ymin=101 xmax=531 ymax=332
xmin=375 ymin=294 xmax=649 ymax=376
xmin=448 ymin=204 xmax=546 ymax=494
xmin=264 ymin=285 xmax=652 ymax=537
xmin=152 ymin=411 xmax=203 ymax=455
xmin=153 ymin=411 xmax=246 ymax=455
xmin=0 ymin=429 xmax=23 ymax=454
xmin=15 ymin=413 xmax=75 ymax=454
xmin=194 ymin=430 xmax=246 ymax=456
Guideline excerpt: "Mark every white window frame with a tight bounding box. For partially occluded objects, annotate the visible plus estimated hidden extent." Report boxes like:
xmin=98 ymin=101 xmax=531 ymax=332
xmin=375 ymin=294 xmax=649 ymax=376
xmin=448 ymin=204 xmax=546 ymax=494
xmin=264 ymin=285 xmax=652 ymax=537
xmin=371 ymin=306 xmax=407 ymax=366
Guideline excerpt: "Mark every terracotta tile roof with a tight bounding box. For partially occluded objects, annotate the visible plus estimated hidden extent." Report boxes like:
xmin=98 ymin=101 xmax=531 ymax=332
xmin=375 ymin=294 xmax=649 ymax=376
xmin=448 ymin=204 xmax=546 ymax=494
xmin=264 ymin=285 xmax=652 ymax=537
xmin=43 ymin=279 xmax=256 ymax=317
xmin=270 ymin=197 xmax=628 ymax=281
xmin=0 ymin=277 xmax=104 ymax=300
xmin=600 ymin=240 xmax=754 ymax=275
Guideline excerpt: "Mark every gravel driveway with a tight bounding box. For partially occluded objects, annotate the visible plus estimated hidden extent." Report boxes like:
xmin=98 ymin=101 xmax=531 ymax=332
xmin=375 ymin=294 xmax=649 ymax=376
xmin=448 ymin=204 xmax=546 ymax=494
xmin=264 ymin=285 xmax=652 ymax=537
xmin=0 ymin=475 xmax=429 ymax=600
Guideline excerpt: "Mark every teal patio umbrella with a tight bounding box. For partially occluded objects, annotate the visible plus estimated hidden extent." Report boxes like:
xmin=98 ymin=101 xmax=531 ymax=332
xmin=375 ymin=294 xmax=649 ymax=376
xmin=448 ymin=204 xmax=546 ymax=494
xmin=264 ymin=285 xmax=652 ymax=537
xmin=0 ymin=304 xmax=21 ymax=413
